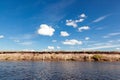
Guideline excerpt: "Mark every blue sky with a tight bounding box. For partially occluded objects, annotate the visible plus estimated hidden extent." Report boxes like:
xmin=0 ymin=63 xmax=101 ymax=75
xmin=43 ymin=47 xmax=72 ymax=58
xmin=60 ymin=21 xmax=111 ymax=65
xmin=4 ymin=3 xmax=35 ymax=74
xmin=0 ymin=0 xmax=120 ymax=51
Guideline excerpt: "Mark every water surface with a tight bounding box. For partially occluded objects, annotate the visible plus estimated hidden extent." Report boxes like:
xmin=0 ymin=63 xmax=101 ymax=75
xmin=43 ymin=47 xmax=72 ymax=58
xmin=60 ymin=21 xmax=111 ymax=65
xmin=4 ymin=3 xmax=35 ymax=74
xmin=0 ymin=61 xmax=120 ymax=80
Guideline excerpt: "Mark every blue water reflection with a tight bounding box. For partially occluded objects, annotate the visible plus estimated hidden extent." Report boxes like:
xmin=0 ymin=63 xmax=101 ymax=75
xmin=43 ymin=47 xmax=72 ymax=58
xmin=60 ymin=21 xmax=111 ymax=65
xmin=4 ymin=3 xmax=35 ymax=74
xmin=0 ymin=61 xmax=120 ymax=80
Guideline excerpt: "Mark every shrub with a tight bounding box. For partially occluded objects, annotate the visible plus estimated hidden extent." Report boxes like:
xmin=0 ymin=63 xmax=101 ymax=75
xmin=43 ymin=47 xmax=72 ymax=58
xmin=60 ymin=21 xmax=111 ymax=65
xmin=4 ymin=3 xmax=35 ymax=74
xmin=92 ymin=55 xmax=102 ymax=61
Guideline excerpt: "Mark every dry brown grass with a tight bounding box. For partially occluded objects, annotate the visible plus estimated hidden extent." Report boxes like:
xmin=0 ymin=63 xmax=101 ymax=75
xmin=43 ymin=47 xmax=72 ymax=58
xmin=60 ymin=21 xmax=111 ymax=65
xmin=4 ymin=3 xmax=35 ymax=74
xmin=0 ymin=51 xmax=120 ymax=61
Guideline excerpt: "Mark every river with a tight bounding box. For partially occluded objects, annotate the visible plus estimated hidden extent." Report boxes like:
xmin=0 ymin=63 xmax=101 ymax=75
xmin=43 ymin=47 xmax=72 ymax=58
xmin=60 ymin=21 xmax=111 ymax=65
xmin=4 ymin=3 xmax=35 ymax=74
xmin=0 ymin=61 xmax=120 ymax=80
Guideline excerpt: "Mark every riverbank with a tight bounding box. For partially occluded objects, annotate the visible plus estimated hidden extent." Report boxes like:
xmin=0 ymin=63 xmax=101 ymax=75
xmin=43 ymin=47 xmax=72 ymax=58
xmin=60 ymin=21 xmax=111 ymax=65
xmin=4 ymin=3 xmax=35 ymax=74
xmin=0 ymin=51 xmax=120 ymax=61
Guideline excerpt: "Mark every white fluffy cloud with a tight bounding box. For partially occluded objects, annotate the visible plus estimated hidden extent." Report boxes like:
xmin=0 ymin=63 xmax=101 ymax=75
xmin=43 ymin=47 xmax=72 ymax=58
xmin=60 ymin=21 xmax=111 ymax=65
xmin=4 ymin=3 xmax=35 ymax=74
xmin=75 ymin=19 xmax=84 ymax=23
xmin=78 ymin=26 xmax=90 ymax=32
xmin=66 ymin=20 xmax=77 ymax=28
xmin=37 ymin=24 xmax=55 ymax=36
xmin=66 ymin=19 xmax=85 ymax=28
xmin=48 ymin=46 xmax=54 ymax=50
xmin=60 ymin=31 xmax=70 ymax=37
xmin=0 ymin=35 xmax=4 ymax=39
xmin=80 ymin=13 xmax=86 ymax=18
xmin=85 ymin=37 xmax=90 ymax=40
xmin=62 ymin=39 xmax=82 ymax=45
xmin=66 ymin=13 xmax=86 ymax=28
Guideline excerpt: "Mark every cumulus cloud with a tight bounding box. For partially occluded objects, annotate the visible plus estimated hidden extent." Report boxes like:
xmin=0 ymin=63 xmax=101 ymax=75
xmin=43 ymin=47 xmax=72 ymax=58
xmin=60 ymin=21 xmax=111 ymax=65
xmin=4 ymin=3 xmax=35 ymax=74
xmin=37 ymin=24 xmax=55 ymax=36
xmin=0 ymin=35 xmax=4 ymax=39
xmin=66 ymin=19 xmax=85 ymax=28
xmin=62 ymin=39 xmax=82 ymax=45
xmin=66 ymin=20 xmax=77 ymax=28
xmin=93 ymin=15 xmax=107 ymax=23
xmin=78 ymin=26 xmax=90 ymax=32
xmin=75 ymin=19 xmax=84 ymax=23
xmin=60 ymin=31 xmax=70 ymax=37
xmin=48 ymin=46 xmax=54 ymax=50
xmin=80 ymin=13 xmax=86 ymax=18
xmin=103 ymin=32 xmax=120 ymax=38
xmin=85 ymin=37 xmax=90 ymax=40
xmin=66 ymin=13 xmax=86 ymax=28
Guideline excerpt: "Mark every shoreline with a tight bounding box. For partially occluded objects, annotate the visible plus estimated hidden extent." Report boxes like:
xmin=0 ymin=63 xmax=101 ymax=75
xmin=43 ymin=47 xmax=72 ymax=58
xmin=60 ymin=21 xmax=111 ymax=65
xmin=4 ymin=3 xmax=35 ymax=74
xmin=0 ymin=51 xmax=120 ymax=61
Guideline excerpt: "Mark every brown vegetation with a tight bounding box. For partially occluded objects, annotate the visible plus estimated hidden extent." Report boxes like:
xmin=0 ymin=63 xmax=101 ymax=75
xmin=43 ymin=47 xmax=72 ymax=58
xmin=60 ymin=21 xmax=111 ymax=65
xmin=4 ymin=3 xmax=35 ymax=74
xmin=0 ymin=51 xmax=120 ymax=61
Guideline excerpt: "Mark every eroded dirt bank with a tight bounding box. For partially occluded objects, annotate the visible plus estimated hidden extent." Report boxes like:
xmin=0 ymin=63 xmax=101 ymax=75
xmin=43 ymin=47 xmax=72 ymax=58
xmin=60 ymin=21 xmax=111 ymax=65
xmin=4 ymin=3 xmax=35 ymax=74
xmin=0 ymin=51 xmax=120 ymax=61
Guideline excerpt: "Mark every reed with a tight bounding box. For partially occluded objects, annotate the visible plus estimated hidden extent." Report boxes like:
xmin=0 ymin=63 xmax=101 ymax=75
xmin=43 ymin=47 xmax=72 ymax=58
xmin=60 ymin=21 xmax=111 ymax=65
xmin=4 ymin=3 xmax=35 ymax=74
xmin=0 ymin=51 xmax=120 ymax=61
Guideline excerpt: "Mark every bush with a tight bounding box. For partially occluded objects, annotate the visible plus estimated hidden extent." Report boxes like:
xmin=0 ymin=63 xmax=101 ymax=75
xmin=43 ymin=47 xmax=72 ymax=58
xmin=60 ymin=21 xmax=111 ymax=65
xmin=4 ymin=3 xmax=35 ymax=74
xmin=92 ymin=55 xmax=102 ymax=61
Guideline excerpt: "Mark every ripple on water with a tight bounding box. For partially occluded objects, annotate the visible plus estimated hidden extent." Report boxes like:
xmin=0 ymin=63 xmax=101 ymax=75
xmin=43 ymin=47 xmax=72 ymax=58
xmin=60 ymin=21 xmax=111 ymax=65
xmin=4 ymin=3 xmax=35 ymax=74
xmin=0 ymin=61 xmax=120 ymax=80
